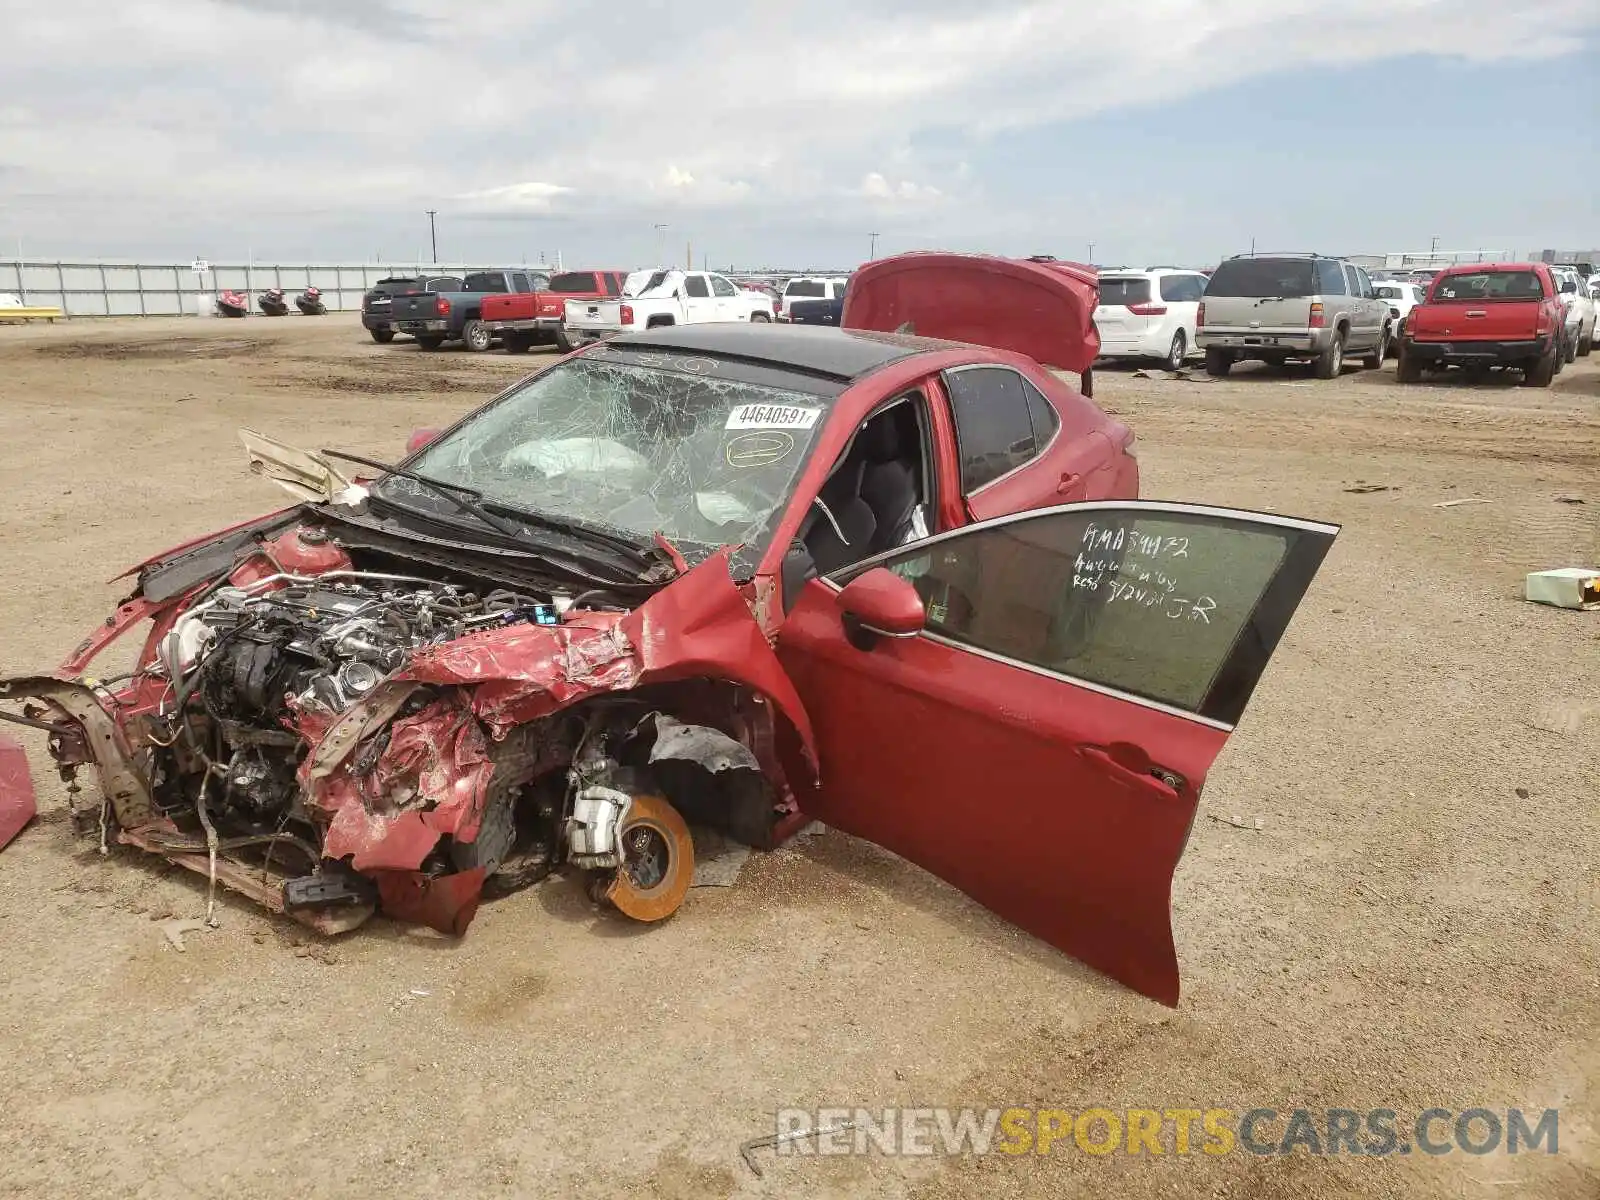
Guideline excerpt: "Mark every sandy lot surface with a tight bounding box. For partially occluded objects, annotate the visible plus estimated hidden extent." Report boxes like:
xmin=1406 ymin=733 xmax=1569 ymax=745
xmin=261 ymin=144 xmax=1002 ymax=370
xmin=0 ymin=315 xmax=1595 ymax=1199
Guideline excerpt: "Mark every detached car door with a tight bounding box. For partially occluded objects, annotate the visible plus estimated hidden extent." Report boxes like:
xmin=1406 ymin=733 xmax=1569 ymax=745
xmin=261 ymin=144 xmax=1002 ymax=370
xmin=776 ymin=500 xmax=1338 ymax=1005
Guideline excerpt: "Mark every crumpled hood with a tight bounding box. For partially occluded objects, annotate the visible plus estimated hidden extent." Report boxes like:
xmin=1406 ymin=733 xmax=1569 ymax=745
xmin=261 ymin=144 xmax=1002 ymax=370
xmin=299 ymin=547 xmax=817 ymax=873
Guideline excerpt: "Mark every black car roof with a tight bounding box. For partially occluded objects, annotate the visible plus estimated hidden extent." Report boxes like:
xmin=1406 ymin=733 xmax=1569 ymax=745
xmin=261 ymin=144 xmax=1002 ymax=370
xmin=607 ymin=322 xmax=960 ymax=383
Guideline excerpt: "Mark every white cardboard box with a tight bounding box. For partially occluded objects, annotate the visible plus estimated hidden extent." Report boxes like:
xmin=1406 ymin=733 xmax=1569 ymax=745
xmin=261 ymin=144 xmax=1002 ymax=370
xmin=1524 ymin=567 xmax=1600 ymax=610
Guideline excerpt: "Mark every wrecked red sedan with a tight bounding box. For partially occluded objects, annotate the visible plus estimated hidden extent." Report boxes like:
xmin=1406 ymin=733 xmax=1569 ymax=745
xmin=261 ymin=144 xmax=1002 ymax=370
xmin=0 ymin=253 xmax=1337 ymax=1005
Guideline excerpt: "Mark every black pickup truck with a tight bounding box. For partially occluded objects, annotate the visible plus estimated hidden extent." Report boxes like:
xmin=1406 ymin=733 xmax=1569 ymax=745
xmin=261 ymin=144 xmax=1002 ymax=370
xmin=362 ymin=274 xmax=463 ymax=344
xmin=389 ymin=268 xmax=550 ymax=351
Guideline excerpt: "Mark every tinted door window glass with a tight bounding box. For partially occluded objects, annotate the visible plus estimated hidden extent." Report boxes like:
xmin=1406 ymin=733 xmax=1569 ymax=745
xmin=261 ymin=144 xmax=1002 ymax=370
xmin=876 ymin=509 xmax=1299 ymax=718
xmin=943 ymin=367 xmax=1038 ymax=492
xmin=1315 ymin=260 xmax=1347 ymax=295
xmin=684 ymin=275 xmax=711 ymax=298
xmin=710 ymin=275 xmax=738 ymax=297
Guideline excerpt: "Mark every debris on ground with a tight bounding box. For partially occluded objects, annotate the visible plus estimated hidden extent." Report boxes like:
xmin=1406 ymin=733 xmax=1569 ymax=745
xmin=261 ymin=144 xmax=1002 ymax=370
xmin=0 ymin=734 xmax=37 ymax=852
xmin=1554 ymin=495 xmax=1586 ymax=504
xmin=689 ymin=827 xmax=752 ymax=888
xmin=1343 ymin=483 xmax=1393 ymax=494
xmin=1131 ymin=367 xmax=1217 ymax=382
xmin=161 ymin=918 xmax=211 ymax=952
xmin=1523 ymin=567 xmax=1600 ymax=610
xmin=1207 ymin=813 xmax=1263 ymax=832
xmin=1432 ymin=497 xmax=1491 ymax=508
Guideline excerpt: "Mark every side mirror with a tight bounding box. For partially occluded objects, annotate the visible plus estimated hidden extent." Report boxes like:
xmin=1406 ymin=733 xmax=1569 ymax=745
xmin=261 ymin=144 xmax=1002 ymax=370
xmin=836 ymin=568 xmax=925 ymax=647
xmin=406 ymin=427 xmax=442 ymax=456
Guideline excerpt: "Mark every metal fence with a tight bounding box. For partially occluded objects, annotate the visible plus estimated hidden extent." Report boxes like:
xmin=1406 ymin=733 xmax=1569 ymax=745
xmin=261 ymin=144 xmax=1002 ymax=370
xmin=0 ymin=260 xmax=480 ymax=317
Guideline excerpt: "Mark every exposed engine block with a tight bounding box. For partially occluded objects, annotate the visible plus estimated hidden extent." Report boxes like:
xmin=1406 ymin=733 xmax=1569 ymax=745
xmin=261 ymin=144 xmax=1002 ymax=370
xmin=163 ymin=574 xmax=548 ymax=720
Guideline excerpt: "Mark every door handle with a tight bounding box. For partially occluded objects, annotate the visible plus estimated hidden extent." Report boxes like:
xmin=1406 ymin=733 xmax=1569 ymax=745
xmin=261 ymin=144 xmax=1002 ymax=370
xmin=1078 ymin=746 xmax=1180 ymax=799
xmin=1056 ymin=472 xmax=1082 ymax=495
xmin=1465 ymin=310 xmax=1487 ymax=318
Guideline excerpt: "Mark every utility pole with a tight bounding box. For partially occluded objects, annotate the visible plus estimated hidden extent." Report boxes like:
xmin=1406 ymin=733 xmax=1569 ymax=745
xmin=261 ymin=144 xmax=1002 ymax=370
xmin=1430 ymin=234 xmax=1440 ymax=258
xmin=425 ymin=210 xmax=438 ymax=263
xmin=1087 ymin=241 xmax=1095 ymax=264
xmin=653 ymin=223 xmax=669 ymax=265
xmin=869 ymin=231 xmax=879 ymax=260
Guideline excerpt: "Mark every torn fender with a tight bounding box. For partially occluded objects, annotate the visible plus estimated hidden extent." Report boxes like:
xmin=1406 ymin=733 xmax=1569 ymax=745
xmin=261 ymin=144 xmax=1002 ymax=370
xmin=413 ymin=548 xmax=817 ymax=765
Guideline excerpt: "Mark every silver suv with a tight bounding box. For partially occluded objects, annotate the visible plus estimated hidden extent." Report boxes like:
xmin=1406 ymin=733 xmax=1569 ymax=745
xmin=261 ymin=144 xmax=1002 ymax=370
xmin=1197 ymin=253 xmax=1392 ymax=378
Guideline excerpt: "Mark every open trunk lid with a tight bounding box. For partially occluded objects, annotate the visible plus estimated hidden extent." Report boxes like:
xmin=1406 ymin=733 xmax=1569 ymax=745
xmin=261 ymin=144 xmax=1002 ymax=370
xmin=841 ymin=252 xmax=1100 ymax=373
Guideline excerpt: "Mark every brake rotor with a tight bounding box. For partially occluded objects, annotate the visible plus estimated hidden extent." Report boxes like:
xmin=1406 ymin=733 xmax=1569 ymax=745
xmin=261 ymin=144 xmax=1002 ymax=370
xmin=605 ymin=791 xmax=694 ymax=923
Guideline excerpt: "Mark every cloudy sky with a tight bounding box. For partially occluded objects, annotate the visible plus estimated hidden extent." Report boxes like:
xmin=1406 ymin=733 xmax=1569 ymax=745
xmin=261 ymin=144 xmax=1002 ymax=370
xmin=2 ymin=0 xmax=1596 ymax=269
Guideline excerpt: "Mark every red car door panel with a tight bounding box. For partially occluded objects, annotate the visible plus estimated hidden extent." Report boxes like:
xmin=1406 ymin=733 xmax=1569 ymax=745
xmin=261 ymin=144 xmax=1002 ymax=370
xmin=776 ymin=500 xmax=1338 ymax=1006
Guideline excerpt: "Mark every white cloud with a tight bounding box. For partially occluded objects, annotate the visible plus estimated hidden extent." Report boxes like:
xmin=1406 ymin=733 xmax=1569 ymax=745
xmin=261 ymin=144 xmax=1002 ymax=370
xmin=0 ymin=0 xmax=1594 ymax=262
xmin=453 ymin=181 xmax=573 ymax=209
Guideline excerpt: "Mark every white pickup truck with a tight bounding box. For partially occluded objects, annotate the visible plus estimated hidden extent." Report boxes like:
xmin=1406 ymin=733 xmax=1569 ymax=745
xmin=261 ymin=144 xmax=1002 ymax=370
xmin=562 ymin=269 xmax=775 ymax=341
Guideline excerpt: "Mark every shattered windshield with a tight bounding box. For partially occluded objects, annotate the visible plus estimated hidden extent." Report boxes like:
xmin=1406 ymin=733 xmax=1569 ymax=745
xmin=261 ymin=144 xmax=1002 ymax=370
xmin=385 ymin=354 xmax=831 ymax=566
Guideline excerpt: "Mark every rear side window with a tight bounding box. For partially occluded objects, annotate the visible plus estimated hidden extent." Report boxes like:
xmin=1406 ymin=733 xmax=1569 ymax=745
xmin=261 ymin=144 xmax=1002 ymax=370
xmin=603 ymin=273 xmax=622 ymax=296
xmin=1159 ymin=275 xmax=1205 ymax=302
xmin=511 ymin=273 xmax=531 ymax=292
xmin=426 ymin=276 xmax=462 ymax=292
xmin=1431 ymin=271 xmax=1546 ymax=301
xmin=684 ymin=275 xmax=711 ymax=298
xmin=1021 ymin=376 xmax=1060 ymax=445
xmin=1205 ymin=258 xmax=1318 ymax=298
xmin=549 ymin=272 xmax=598 ymax=293
xmin=944 ymin=367 xmax=1039 ymax=493
xmin=1098 ymin=278 xmax=1152 ymax=306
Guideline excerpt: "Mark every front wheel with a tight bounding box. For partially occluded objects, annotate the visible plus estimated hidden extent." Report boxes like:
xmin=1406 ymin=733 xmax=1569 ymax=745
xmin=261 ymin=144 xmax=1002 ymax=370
xmin=750 ymin=311 xmax=772 ymax=323
xmin=1562 ymin=332 xmax=1577 ymax=364
xmin=461 ymin=319 xmax=492 ymax=353
xmin=1204 ymin=347 xmax=1233 ymax=377
xmin=604 ymin=792 xmax=694 ymax=923
xmin=554 ymin=327 xmax=595 ymax=353
xmin=1396 ymin=345 xmax=1422 ymax=383
xmin=369 ymin=327 xmax=395 ymax=344
xmin=1362 ymin=326 xmax=1387 ymax=370
xmin=1163 ymin=329 xmax=1187 ymax=372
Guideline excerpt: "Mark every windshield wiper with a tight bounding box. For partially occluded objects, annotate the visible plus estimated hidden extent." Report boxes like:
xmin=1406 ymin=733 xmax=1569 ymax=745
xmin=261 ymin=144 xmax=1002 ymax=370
xmin=474 ymin=498 xmax=659 ymax=568
xmin=320 ymin=448 xmax=526 ymax=540
xmin=323 ymin=447 xmax=663 ymax=574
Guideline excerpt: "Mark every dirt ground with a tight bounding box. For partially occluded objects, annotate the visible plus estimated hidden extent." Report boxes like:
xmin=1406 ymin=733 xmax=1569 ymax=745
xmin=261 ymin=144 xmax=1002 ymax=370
xmin=0 ymin=315 xmax=1595 ymax=1200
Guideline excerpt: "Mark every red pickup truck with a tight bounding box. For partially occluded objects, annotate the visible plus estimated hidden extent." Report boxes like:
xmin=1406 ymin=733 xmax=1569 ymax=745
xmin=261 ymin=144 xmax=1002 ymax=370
xmin=1398 ymin=262 xmax=1564 ymax=387
xmin=481 ymin=269 xmax=630 ymax=353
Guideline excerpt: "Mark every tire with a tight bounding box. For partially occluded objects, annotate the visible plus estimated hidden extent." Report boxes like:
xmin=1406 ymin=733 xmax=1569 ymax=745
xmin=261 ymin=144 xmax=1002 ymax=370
xmin=461 ymin=319 xmax=492 ymax=353
xmin=502 ymin=332 xmax=532 ymax=354
xmin=1361 ymin=326 xmax=1387 ymax=370
xmin=369 ymin=327 xmax=395 ymax=344
xmin=1579 ymin=330 xmax=1593 ymax=357
xmin=553 ymin=327 xmax=592 ymax=354
xmin=1204 ymin=347 xmax=1233 ymax=377
xmin=1522 ymin=349 xmax=1555 ymax=388
xmin=1396 ymin=345 xmax=1422 ymax=383
xmin=1562 ymin=331 xmax=1577 ymax=364
xmin=750 ymin=311 xmax=772 ymax=323
xmin=1163 ymin=329 xmax=1187 ymax=372
xmin=1313 ymin=329 xmax=1346 ymax=379
xmin=416 ymin=335 xmax=445 ymax=351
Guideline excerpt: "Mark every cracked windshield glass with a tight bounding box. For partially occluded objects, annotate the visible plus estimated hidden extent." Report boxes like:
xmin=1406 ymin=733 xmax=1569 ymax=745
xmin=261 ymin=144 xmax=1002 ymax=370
xmin=388 ymin=354 xmax=828 ymax=567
